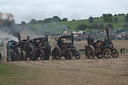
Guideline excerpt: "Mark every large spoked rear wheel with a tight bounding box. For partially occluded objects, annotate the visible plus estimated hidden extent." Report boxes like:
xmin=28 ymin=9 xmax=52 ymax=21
xmin=111 ymin=49 xmax=119 ymax=58
xmin=52 ymin=47 xmax=61 ymax=60
xmin=40 ymin=50 xmax=45 ymax=60
xmin=16 ymin=47 xmax=22 ymax=61
xmin=103 ymin=49 xmax=111 ymax=59
xmin=74 ymin=51 xmax=81 ymax=59
xmin=11 ymin=50 xmax=16 ymax=61
xmin=28 ymin=43 xmax=35 ymax=61
xmin=66 ymin=51 xmax=72 ymax=60
xmin=44 ymin=49 xmax=51 ymax=60
xmin=85 ymin=45 xmax=95 ymax=59
xmin=21 ymin=51 xmax=27 ymax=60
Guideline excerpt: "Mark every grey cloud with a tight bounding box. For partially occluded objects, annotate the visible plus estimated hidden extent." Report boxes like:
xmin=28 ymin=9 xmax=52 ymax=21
xmin=0 ymin=0 xmax=128 ymax=23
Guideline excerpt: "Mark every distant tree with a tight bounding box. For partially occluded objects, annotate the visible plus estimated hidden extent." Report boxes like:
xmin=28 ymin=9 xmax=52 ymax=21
xmin=51 ymin=16 xmax=61 ymax=22
xmin=103 ymin=14 xmax=107 ymax=22
xmin=72 ymin=19 xmax=75 ymax=21
xmin=36 ymin=20 xmax=43 ymax=24
xmin=76 ymin=24 xmax=87 ymax=30
xmin=43 ymin=18 xmax=52 ymax=23
xmin=92 ymin=24 xmax=99 ymax=30
xmin=118 ymin=13 xmax=125 ymax=16
xmin=100 ymin=16 xmax=103 ymax=18
xmin=106 ymin=24 xmax=114 ymax=29
xmin=29 ymin=19 xmax=36 ymax=24
xmin=122 ymin=24 xmax=128 ymax=29
xmin=114 ymin=14 xmax=117 ymax=16
xmin=108 ymin=14 xmax=113 ymax=22
xmin=114 ymin=17 xmax=118 ymax=22
xmin=99 ymin=24 xmax=104 ymax=31
xmin=62 ymin=18 xmax=68 ymax=21
xmin=103 ymin=14 xmax=113 ymax=22
xmin=21 ymin=21 xmax=26 ymax=25
xmin=88 ymin=17 xmax=94 ymax=23
xmin=125 ymin=15 xmax=128 ymax=23
xmin=88 ymin=25 xmax=93 ymax=30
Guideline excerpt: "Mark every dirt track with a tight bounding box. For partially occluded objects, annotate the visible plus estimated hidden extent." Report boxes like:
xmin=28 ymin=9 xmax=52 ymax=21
xmin=13 ymin=53 xmax=128 ymax=85
xmin=12 ymin=38 xmax=128 ymax=85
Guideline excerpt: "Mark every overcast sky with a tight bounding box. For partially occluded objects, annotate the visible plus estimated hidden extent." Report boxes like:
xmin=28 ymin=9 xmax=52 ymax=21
xmin=0 ymin=0 xmax=128 ymax=23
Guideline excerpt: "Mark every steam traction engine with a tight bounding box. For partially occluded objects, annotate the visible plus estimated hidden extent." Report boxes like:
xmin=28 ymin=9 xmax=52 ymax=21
xmin=6 ymin=39 xmax=31 ymax=61
xmin=6 ymin=40 xmax=17 ymax=61
xmin=29 ymin=37 xmax=51 ymax=61
xmin=85 ymin=28 xmax=119 ymax=59
xmin=6 ymin=35 xmax=51 ymax=61
xmin=52 ymin=35 xmax=80 ymax=60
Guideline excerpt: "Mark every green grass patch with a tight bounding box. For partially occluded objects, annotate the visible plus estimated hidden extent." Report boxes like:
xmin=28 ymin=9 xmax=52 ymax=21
xmin=0 ymin=63 xmax=24 ymax=76
xmin=30 ymin=15 xmax=126 ymax=31
xmin=0 ymin=62 xmax=33 ymax=85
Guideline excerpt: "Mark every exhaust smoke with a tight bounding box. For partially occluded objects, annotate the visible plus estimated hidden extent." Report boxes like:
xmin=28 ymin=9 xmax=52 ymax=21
xmin=0 ymin=11 xmax=21 ymax=41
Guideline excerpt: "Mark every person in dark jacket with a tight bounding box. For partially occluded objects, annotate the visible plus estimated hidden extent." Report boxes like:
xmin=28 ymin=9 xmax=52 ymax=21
xmin=120 ymin=48 xmax=123 ymax=53
xmin=87 ymin=35 xmax=94 ymax=45
xmin=0 ymin=53 xmax=1 ymax=63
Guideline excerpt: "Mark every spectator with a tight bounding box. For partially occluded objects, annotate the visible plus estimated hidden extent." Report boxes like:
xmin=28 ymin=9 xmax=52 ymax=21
xmin=0 ymin=53 xmax=1 ymax=63
xmin=120 ymin=48 xmax=123 ymax=53
xmin=123 ymin=48 xmax=125 ymax=54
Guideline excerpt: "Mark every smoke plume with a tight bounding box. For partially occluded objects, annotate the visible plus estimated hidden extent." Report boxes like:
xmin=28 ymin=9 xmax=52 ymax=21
xmin=0 ymin=11 xmax=20 ymax=41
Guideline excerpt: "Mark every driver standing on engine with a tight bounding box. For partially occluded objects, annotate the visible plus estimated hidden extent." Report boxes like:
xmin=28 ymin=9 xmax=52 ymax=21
xmin=87 ymin=35 xmax=94 ymax=45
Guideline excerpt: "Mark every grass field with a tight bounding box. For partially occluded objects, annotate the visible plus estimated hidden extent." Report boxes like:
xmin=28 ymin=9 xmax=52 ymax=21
xmin=0 ymin=62 xmax=41 ymax=85
xmin=0 ymin=62 xmax=26 ymax=85
xmin=29 ymin=15 xmax=126 ymax=31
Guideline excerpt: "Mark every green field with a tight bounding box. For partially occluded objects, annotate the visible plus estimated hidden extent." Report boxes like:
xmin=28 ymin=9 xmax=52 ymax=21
xmin=29 ymin=15 xmax=126 ymax=31
xmin=0 ymin=62 xmax=39 ymax=85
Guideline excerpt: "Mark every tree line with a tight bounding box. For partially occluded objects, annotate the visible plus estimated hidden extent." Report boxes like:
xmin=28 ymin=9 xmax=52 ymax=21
xmin=77 ymin=13 xmax=128 ymax=30
xmin=21 ymin=16 xmax=68 ymax=25
xmin=21 ymin=13 xmax=128 ymax=30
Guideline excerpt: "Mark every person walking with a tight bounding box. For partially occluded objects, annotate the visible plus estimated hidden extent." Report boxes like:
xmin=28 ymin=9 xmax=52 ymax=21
xmin=123 ymin=48 xmax=125 ymax=54
xmin=0 ymin=53 xmax=1 ymax=63
xmin=120 ymin=48 xmax=123 ymax=53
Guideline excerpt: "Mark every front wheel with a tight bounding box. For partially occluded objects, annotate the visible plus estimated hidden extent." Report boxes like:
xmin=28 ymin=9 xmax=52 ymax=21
xmin=85 ymin=45 xmax=95 ymax=59
xmin=21 ymin=51 xmax=27 ymax=60
xmin=74 ymin=51 xmax=81 ymax=59
xmin=40 ymin=50 xmax=45 ymax=60
xmin=16 ymin=48 xmax=22 ymax=61
xmin=103 ymin=49 xmax=111 ymax=59
xmin=28 ymin=43 xmax=35 ymax=61
xmin=65 ymin=51 xmax=72 ymax=60
xmin=111 ymin=49 xmax=119 ymax=58
xmin=52 ymin=47 xmax=61 ymax=60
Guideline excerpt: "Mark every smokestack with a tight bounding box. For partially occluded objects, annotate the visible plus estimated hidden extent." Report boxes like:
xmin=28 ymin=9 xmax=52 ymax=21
xmin=27 ymin=36 xmax=30 ymax=40
xmin=13 ymin=32 xmax=21 ymax=41
xmin=45 ymin=34 xmax=48 ymax=42
xmin=71 ymin=34 xmax=74 ymax=45
xmin=105 ymin=28 xmax=110 ymax=41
